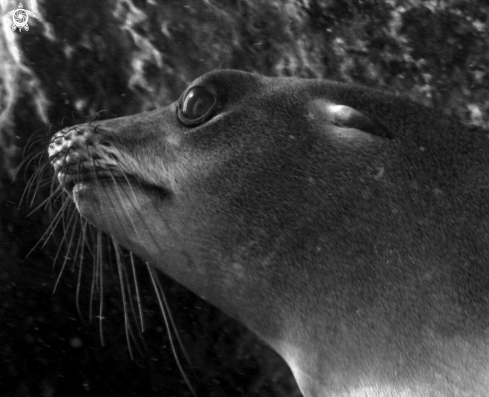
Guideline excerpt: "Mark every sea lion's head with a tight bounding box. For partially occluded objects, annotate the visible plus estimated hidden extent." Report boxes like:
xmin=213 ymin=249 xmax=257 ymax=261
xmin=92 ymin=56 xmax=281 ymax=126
xmin=48 ymin=70 xmax=489 ymax=396
xmin=49 ymin=70 xmax=397 ymax=310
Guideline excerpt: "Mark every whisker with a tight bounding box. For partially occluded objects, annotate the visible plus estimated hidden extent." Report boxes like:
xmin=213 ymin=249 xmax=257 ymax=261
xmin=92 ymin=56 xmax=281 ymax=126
xmin=26 ymin=196 xmax=72 ymax=258
xmin=152 ymin=266 xmax=196 ymax=378
xmin=25 ymin=184 xmax=63 ymax=217
xmin=109 ymin=171 xmax=144 ymax=247
xmin=21 ymin=174 xmax=48 ymax=211
xmin=113 ymin=240 xmax=135 ymax=360
xmin=118 ymin=246 xmax=145 ymax=355
xmin=53 ymin=208 xmax=81 ymax=293
xmin=93 ymin=229 xmax=105 ymax=346
xmin=98 ymin=168 xmax=148 ymax=351
xmin=75 ymin=219 xmax=89 ymax=322
xmin=147 ymin=262 xmax=197 ymax=397
xmin=89 ymin=229 xmax=101 ymax=319
xmin=129 ymin=252 xmax=144 ymax=332
xmin=18 ymin=150 xmax=58 ymax=211
xmin=13 ymin=148 xmax=44 ymax=181
xmin=14 ymin=129 xmax=52 ymax=179
xmin=25 ymin=135 xmax=50 ymax=156
xmin=26 ymin=162 xmax=54 ymax=208
xmin=53 ymin=201 xmax=78 ymax=255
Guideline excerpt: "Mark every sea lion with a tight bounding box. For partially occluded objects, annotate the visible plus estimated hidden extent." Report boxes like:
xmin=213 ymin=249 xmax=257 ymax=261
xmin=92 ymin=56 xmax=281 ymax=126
xmin=48 ymin=70 xmax=489 ymax=397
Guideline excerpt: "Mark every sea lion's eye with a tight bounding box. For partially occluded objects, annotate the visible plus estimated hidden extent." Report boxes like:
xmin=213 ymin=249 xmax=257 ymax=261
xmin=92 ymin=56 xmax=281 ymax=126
xmin=180 ymin=86 xmax=217 ymax=122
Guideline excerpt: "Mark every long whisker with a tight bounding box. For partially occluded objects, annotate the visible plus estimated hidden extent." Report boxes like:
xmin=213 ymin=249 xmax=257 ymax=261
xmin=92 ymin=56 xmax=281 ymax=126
xmin=51 ymin=201 xmax=77 ymax=261
xmin=24 ymin=158 xmax=66 ymax=215
xmin=95 ymin=229 xmax=105 ymax=346
xmin=26 ymin=196 xmax=72 ymax=258
xmin=113 ymin=240 xmax=135 ymax=360
xmin=14 ymin=148 xmax=44 ymax=184
xmin=75 ymin=219 xmax=89 ymax=322
xmin=108 ymin=165 xmax=144 ymax=246
xmin=111 ymin=163 xmax=194 ymax=365
xmin=53 ymin=207 xmax=81 ymax=293
xmin=119 ymin=245 xmax=145 ymax=355
xmin=147 ymin=262 xmax=197 ymax=397
xmin=25 ymin=162 xmax=54 ymax=208
xmin=24 ymin=184 xmax=63 ymax=217
xmin=129 ymin=251 xmax=144 ymax=332
xmin=96 ymin=163 xmax=147 ymax=351
xmin=21 ymin=126 xmax=54 ymax=159
xmin=110 ymin=161 xmax=164 ymax=336
xmin=89 ymin=229 xmax=100 ymax=323
xmin=152 ymin=266 xmax=196 ymax=379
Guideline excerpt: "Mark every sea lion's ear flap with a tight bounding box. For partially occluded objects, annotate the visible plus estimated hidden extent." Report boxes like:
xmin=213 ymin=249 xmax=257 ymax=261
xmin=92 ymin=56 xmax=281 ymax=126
xmin=310 ymin=100 xmax=393 ymax=140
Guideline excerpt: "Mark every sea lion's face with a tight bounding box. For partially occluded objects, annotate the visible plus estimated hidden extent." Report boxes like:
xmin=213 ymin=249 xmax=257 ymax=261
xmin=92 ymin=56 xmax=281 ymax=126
xmin=48 ymin=72 xmax=290 ymax=298
xmin=49 ymin=70 xmax=403 ymax=321
xmin=51 ymin=71 xmax=395 ymax=291
xmin=50 ymin=70 xmax=390 ymax=258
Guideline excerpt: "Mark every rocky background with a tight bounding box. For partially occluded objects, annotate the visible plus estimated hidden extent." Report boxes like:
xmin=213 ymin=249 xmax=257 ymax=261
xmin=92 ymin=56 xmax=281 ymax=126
xmin=1 ymin=1 xmax=488 ymax=396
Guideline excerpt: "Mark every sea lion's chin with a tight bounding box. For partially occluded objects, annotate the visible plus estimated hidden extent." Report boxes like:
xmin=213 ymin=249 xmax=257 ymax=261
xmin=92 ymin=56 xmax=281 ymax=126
xmin=72 ymin=181 xmax=168 ymax=258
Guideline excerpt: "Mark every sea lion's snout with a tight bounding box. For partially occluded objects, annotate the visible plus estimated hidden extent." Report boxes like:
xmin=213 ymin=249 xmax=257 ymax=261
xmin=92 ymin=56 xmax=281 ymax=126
xmin=48 ymin=124 xmax=121 ymax=193
xmin=48 ymin=119 xmax=172 ymax=198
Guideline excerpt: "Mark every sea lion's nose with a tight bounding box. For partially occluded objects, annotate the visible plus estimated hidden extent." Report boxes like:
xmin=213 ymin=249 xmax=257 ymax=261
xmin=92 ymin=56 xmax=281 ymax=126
xmin=48 ymin=124 xmax=104 ymax=161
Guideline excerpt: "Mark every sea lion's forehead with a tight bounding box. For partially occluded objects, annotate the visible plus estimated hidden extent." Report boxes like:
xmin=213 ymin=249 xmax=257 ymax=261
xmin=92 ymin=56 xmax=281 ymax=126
xmin=181 ymin=71 xmax=315 ymax=121
xmin=187 ymin=70 xmax=357 ymax=105
xmin=183 ymin=69 xmax=266 ymax=103
xmin=190 ymin=69 xmax=262 ymax=87
xmin=183 ymin=71 xmax=378 ymax=124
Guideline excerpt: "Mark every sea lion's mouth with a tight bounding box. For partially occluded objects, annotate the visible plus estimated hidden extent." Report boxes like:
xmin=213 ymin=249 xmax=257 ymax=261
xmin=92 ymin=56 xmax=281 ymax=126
xmin=59 ymin=171 xmax=170 ymax=198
